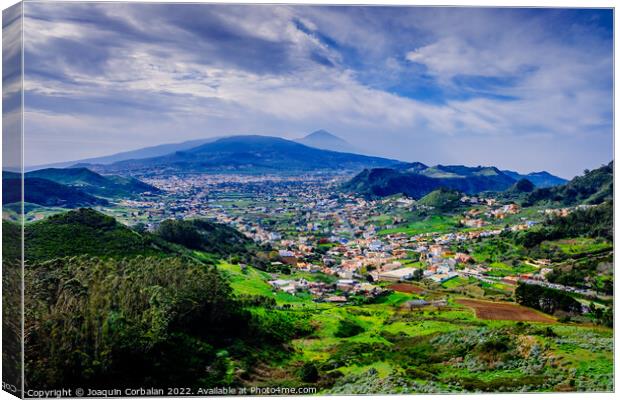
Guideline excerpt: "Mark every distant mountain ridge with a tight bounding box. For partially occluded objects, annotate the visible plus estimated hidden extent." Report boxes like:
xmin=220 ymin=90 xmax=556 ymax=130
xmin=502 ymin=170 xmax=567 ymax=188
xmin=342 ymin=166 xmax=518 ymax=199
xmin=26 ymin=132 xmax=570 ymax=184
xmin=82 ymin=135 xmax=399 ymax=175
xmin=27 ymin=138 xmax=219 ymax=171
xmin=29 ymin=130 xmax=356 ymax=171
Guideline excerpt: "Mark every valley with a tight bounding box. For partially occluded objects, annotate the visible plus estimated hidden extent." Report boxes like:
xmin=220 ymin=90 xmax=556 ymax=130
xmin=4 ymin=148 xmax=613 ymax=393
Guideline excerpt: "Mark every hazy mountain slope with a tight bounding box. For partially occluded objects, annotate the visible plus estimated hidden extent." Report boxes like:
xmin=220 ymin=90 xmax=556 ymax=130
xmin=26 ymin=138 xmax=219 ymax=171
xmin=295 ymin=130 xmax=358 ymax=153
xmin=86 ymin=135 xmax=398 ymax=174
xmin=502 ymin=170 xmax=567 ymax=188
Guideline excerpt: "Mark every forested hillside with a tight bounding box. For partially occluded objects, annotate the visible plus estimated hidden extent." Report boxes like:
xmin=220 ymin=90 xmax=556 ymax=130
xmin=21 ymin=209 xmax=314 ymax=390
xmin=524 ymin=162 xmax=612 ymax=206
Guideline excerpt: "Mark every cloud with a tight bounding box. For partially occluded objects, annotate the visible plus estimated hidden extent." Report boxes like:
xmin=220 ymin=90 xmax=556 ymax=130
xmin=19 ymin=3 xmax=612 ymax=177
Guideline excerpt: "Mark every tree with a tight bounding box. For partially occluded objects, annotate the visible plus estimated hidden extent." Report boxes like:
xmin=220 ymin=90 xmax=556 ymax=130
xmin=299 ymin=362 xmax=319 ymax=383
xmin=515 ymin=283 xmax=581 ymax=315
xmin=412 ymin=269 xmax=424 ymax=281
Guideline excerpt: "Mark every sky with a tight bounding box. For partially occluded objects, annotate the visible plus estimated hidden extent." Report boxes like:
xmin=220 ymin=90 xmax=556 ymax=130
xmin=18 ymin=3 xmax=613 ymax=178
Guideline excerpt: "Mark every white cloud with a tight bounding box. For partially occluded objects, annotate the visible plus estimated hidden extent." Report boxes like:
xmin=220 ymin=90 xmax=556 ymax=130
xmin=19 ymin=4 xmax=613 ymax=177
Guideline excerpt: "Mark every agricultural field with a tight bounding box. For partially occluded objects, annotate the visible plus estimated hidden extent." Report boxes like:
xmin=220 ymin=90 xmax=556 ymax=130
xmin=540 ymin=238 xmax=612 ymax=256
xmin=388 ymin=283 xmax=425 ymax=294
xmin=261 ymin=294 xmax=612 ymax=393
xmin=455 ymin=299 xmax=556 ymax=323
xmin=211 ymin=255 xmax=613 ymax=393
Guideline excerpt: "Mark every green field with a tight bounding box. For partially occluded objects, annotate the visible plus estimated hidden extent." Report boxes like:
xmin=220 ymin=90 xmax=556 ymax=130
xmin=379 ymin=215 xmax=458 ymax=236
xmin=541 ymin=237 xmax=612 ymax=256
xmin=218 ymin=261 xmax=275 ymax=297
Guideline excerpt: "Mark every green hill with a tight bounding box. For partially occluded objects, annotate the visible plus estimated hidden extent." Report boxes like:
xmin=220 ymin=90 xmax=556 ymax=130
xmin=3 ymin=177 xmax=109 ymax=208
xmin=156 ymin=219 xmax=269 ymax=268
xmin=24 ymin=208 xmax=169 ymax=262
xmin=342 ymin=168 xmax=440 ymax=198
xmin=23 ymin=208 xmax=266 ymax=266
xmin=25 ymin=167 xmax=160 ymax=198
xmin=22 ymin=209 xmax=311 ymax=389
xmin=2 ymin=219 xmax=21 ymax=261
xmin=510 ymin=178 xmax=535 ymax=193
xmin=493 ymin=178 xmax=536 ymax=202
xmin=417 ymin=188 xmax=462 ymax=210
xmin=524 ymin=162 xmax=612 ymax=206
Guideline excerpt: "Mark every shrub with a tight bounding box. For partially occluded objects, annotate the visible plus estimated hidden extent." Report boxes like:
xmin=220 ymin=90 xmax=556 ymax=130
xmin=299 ymin=362 xmax=319 ymax=383
xmin=334 ymin=318 xmax=365 ymax=338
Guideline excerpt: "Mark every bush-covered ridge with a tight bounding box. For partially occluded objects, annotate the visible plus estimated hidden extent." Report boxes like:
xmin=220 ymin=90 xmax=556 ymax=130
xmin=24 ymin=208 xmax=168 ymax=262
xmin=342 ymin=165 xmax=518 ymax=199
xmin=23 ymin=208 xmax=269 ymax=265
xmin=524 ymin=162 xmax=612 ymax=206
xmin=514 ymin=201 xmax=613 ymax=247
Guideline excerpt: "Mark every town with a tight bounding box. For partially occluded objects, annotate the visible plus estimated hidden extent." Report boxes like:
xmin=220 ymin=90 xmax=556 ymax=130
xmin=102 ymin=173 xmax=603 ymax=305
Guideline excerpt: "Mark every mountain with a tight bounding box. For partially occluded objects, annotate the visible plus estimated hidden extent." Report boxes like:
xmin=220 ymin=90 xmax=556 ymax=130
xmin=524 ymin=162 xmax=613 ymax=206
xmin=343 ymin=168 xmax=440 ymax=198
xmin=84 ymin=135 xmax=398 ymax=175
xmin=342 ymin=165 xmax=518 ymax=199
xmin=3 ymin=177 xmax=108 ymax=207
xmin=25 ymin=168 xmax=160 ymax=198
xmin=502 ymin=170 xmax=567 ymax=188
xmin=294 ymin=130 xmax=358 ymax=153
xmin=26 ymin=138 xmax=219 ymax=171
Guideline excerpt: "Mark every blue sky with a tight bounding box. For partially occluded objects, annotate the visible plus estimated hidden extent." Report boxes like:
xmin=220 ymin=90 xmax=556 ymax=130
xmin=20 ymin=3 xmax=613 ymax=177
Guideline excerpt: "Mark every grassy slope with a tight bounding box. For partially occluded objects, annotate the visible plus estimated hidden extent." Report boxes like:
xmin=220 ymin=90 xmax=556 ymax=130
xmin=210 ymin=255 xmax=613 ymax=392
xmin=289 ymin=300 xmax=613 ymax=393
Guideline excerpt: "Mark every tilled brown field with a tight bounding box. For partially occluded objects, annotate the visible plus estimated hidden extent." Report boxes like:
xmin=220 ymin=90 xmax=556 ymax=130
xmin=388 ymin=283 xmax=425 ymax=294
xmin=456 ymin=298 xmax=556 ymax=323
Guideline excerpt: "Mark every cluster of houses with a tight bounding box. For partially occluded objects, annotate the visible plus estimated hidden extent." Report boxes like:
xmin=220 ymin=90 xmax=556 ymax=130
xmin=267 ymin=277 xmax=387 ymax=303
xmin=460 ymin=203 xmax=522 ymax=228
xmin=263 ymin=204 xmax=545 ymax=300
